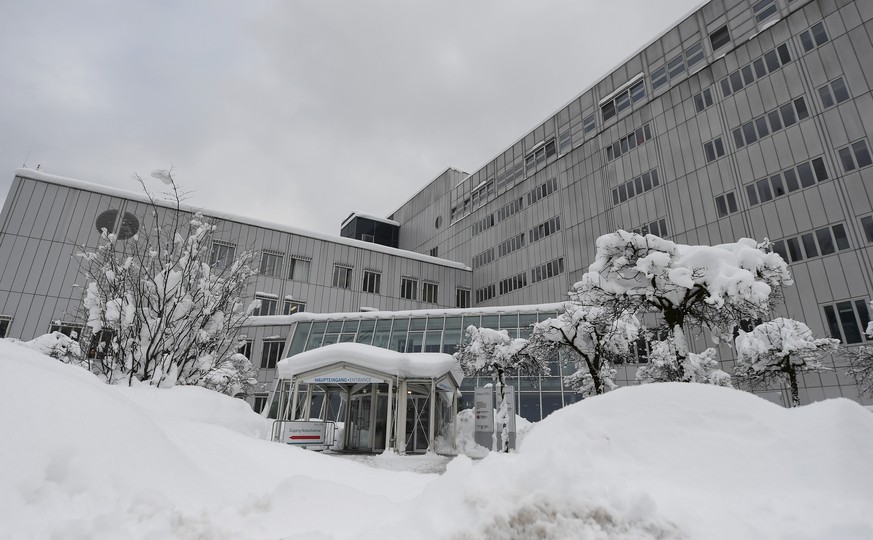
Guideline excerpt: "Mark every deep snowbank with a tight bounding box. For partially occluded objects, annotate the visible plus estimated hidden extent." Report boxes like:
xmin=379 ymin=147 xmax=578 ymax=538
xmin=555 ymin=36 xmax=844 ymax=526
xmin=2 ymin=339 xmax=872 ymax=539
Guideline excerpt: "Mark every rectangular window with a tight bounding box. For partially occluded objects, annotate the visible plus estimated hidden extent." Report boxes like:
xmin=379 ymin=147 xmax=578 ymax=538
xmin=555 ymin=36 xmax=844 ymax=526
xmin=753 ymin=0 xmax=778 ymax=22
xmin=693 ymin=87 xmax=713 ymax=113
xmin=685 ymin=42 xmax=704 ymax=68
xmin=704 ymin=137 xmax=725 ymax=163
xmin=497 ymin=198 xmax=524 ymax=222
xmin=800 ymin=22 xmax=829 ymax=52
xmin=823 ymin=301 xmax=868 ymax=344
xmin=283 ymin=300 xmax=305 ymax=315
xmin=260 ymin=340 xmax=284 ymax=369
xmin=259 ymin=251 xmax=283 ymax=278
xmin=0 ymin=316 xmax=11 ymax=338
xmin=429 ymin=247 xmax=438 ymax=257
xmin=252 ymin=395 xmax=268 ymax=414
xmin=839 ymin=140 xmax=873 ymax=172
xmin=531 ymin=257 xmax=565 ymax=284
xmin=422 ymin=282 xmax=439 ymax=304
xmin=210 ymin=241 xmax=236 ymax=270
xmin=456 ymin=288 xmax=471 ymax=308
xmin=710 ymin=25 xmax=730 ymax=50
xmin=475 ymin=284 xmax=496 ymax=304
xmin=473 ymin=248 xmax=495 ymax=268
xmin=715 ymin=192 xmax=738 ymax=218
xmin=528 ymin=177 xmax=558 ymax=205
xmin=49 ymin=321 xmax=84 ymax=339
xmin=861 ymin=216 xmax=873 ymax=243
xmin=332 ymin=265 xmax=353 ymax=289
xmin=582 ymin=113 xmax=596 ymax=133
xmin=818 ymin=77 xmax=851 ymax=109
xmin=253 ymin=294 xmax=278 ymax=316
xmin=529 ymin=216 xmax=561 ymax=243
xmin=238 ymin=340 xmax=253 ymax=360
xmin=498 ymin=233 xmax=526 ymax=257
xmin=400 ymin=277 xmax=418 ymax=300
xmin=287 ymin=257 xmax=310 ymax=282
xmin=362 ymin=270 xmax=381 ymax=294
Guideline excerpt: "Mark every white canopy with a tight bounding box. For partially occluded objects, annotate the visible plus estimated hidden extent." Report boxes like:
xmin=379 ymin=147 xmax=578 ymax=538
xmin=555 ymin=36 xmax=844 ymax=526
xmin=276 ymin=342 xmax=464 ymax=384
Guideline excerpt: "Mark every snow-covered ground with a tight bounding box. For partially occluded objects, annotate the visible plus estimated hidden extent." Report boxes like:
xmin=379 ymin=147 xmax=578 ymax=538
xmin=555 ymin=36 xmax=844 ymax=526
xmin=2 ymin=340 xmax=873 ymax=539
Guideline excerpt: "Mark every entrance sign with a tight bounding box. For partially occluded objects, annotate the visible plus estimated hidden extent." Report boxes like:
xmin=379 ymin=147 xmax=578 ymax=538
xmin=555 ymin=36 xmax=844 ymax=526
xmin=474 ymin=387 xmax=494 ymax=449
xmin=302 ymin=368 xmax=385 ymax=385
xmin=284 ymin=421 xmax=328 ymax=445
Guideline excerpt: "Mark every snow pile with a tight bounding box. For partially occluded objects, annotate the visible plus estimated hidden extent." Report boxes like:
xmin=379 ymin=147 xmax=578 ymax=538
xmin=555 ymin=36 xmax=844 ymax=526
xmin=2 ymin=339 xmax=872 ymax=539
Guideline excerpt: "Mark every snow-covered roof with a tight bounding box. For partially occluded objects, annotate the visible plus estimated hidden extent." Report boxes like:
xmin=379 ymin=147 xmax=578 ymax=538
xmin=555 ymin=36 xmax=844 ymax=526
xmin=284 ymin=302 xmax=567 ymax=323
xmin=340 ymin=212 xmax=400 ymax=228
xmin=13 ymin=168 xmax=471 ymax=272
xmin=276 ymin=342 xmax=463 ymax=383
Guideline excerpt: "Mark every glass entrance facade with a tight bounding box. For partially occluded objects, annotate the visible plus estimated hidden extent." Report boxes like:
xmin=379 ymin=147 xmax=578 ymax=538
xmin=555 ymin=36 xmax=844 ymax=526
xmin=282 ymin=305 xmax=580 ymax=421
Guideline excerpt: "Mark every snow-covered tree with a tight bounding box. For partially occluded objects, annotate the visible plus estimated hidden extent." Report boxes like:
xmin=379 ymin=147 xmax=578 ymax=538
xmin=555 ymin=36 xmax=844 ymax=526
xmin=636 ymin=339 xmax=732 ymax=386
xmin=844 ymin=302 xmax=873 ymax=399
xmin=454 ymin=326 xmax=548 ymax=452
xmin=574 ymin=231 xmax=791 ymax=381
xmin=10 ymin=331 xmax=83 ymax=366
xmin=734 ymin=318 xmax=838 ymax=407
xmin=527 ymin=304 xmax=638 ymax=397
xmin=76 ymin=170 xmax=258 ymax=395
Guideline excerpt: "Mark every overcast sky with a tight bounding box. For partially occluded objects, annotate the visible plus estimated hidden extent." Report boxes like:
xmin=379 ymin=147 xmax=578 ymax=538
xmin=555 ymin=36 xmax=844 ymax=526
xmin=0 ymin=0 xmax=702 ymax=236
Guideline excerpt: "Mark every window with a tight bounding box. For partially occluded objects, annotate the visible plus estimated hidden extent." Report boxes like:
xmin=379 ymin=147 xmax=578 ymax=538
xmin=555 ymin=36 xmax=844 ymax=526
xmin=710 ymin=25 xmax=730 ymax=50
xmin=422 ymin=282 xmax=438 ymax=304
xmin=528 ymin=178 xmax=558 ymax=205
xmin=601 ymin=79 xmax=646 ymax=122
xmin=49 ymin=322 xmax=84 ymax=339
xmin=210 ymin=241 xmax=236 ymax=270
xmin=606 ymin=123 xmax=652 ymax=161
xmin=471 ymin=214 xmax=495 ymax=236
xmin=475 ymin=284 xmax=496 ymax=303
xmin=362 ymin=270 xmax=381 ymax=294
xmin=732 ymin=97 xmax=809 ymax=149
xmin=753 ymin=0 xmax=778 ymax=23
xmin=838 ymin=140 xmax=873 ymax=172
xmin=260 ymin=340 xmax=285 ymax=369
xmin=253 ymin=294 xmax=278 ymax=316
xmin=238 ymin=339 xmax=253 ymax=360
xmin=745 ymin=157 xmax=828 ymax=205
xmin=429 ymin=247 xmax=438 ymax=258
xmin=715 ymin=192 xmax=738 ymax=218
xmin=612 ymin=169 xmax=660 ymax=206
xmin=497 ymin=198 xmax=524 ymax=222
xmin=499 ymin=272 xmax=527 ymax=295
xmin=861 ymin=216 xmax=873 ymax=243
xmin=0 ymin=316 xmax=12 ymax=338
xmin=473 ymin=249 xmax=495 ymax=269
xmin=283 ymin=300 xmax=305 ymax=315
xmin=524 ymin=139 xmax=556 ymax=175
xmin=332 ymin=265 xmax=353 ymax=289
xmin=818 ymin=77 xmax=850 ymax=109
xmin=456 ymin=288 xmax=471 ymax=308
xmin=531 ymin=257 xmax=565 ymax=284
xmin=252 ymin=395 xmax=268 ymax=414
xmin=693 ymin=88 xmax=714 ymax=113
xmin=651 ymin=43 xmax=702 ymax=92
xmin=823 ymin=300 xmax=870 ymax=344
xmin=400 ymin=277 xmax=418 ymax=300
xmin=799 ymin=22 xmax=829 ymax=52
xmin=259 ymin=251 xmax=283 ymax=278
xmin=529 ymin=216 xmax=561 ymax=243
xmin=774 ymin=224 xmax=851 ymax=263
xmin=630 ymin=218 xmax=669 ymax=238
xmin=704 ymin=137 xmax=725 ymax=162
xmin=88 ymin=329 xmax=115 ymax=359
xmin=498 ymin=233 xmax=526 ymax=258
xmin=582 ymin=113 xmax=596 ymax=134
xmin=720 ymin=43 xmax=791 ymax=97
xmin=288 ymin=257 xmax=310 ymax=282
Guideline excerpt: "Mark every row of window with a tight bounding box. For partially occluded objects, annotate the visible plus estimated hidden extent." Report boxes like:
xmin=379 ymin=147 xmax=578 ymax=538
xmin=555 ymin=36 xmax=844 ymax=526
xmin=495 ymin=160 xmax=526 ymax=196
xmin=524 ymin=139 xmax=557 ymax=176
xmin=475 ymin=284 xmax=496 ymax=303
xmin=251 ymin=250 xmax=313 ymax=282
xmin=770 ymin=223 xmax=850 ymax=264
xmin=752 ymin=0 xmax=778 ymax=23
xmin=400 ymin=277 xmax=438 ymax=303
xmin=498 ymin=233 xmax=526 ymax=258
xmin=606 ymin=123 xmax=652 ymax=162
xmin=529 ymin=216 xmax=562 ymax=243
xmin=628 ymin=218 xmax=669 ymax=238
xmin=733 ymin=96 xmax=809 ymax=150
xmin=497 ymin=198 xmax=523 ymax=222
xmin=478 ymin=257 xmax=567 ymax=302
xmin=528 ymin=177 xmax=559 ymax=206
xmin=557 ymin=112 xmax=596 ymax=156
xmin=471 ymin=214 xmax=495 ymax=236
xmin=612 ymin=168 xmax=660 ymax=206
xmin=720 ymin=42 xmax=792 ymax=98
xmin=499 ymin=272 xmax=528 ymax=296
xmin=651 ymin=42 xmax=705 ymax=92
xmin=531 ymin=257 xmax=565 ymax=285
xmin=601 ymin=78 xmax=646 ymax=122
xmin=746 ymin=157 xmax=828 ymax=207
xmin=251 ymin=295 xmax=305 ymax=317
xmin=472 ymin=248 xmax=495 ymax=269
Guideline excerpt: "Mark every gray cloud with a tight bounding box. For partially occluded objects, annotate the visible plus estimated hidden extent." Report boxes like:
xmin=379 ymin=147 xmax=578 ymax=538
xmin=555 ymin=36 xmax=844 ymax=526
xmin=0 ymin=0 xmax=701 ymax=235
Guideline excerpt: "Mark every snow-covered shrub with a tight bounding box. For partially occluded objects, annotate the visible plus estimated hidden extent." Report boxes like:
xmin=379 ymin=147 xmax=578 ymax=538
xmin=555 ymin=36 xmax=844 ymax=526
xmin=636 ymin=339 xmax=732 ymax=387
xmin=75 ymin=170 xmax=257 ymax=395
xmin=845 ymin=302 xmax=873 ymax=399
xmin=12 ymin=332 xmax=84 ymax=366
xmin=735 ymin=318 xmax=838 ymax=407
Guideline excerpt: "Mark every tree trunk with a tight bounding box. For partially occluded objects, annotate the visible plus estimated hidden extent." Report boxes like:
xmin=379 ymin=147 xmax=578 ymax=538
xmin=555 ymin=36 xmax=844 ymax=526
xmin=786 ymin=361 xmax=800 ymax=408
xmin=497 ymin=367 xmax=509 ymax=453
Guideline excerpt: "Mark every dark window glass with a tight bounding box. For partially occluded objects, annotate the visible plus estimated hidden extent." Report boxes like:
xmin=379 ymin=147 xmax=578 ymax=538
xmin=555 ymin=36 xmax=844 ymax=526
xmin=644 ymin=124 xmax=652 ymax=140
xmin=606 ymin=146 xmax=614 ymax=161
xmin=710 ymin=25 xmax=730 ymax=50
xmin=832 ymin=224 xmax=850 ymax=250
xmin=694 ymin=93 xmax=705 ymax=113
xmin=626 ymin=180 xmax=635 ymax=198
xmin=768 ymin=110 xmax=782 ymax=131
xmin=642 ymin=171 xmax=652 ymax=191
xmin=659 ymin=219 xmax=668 ymax=236
xmin=823 ymin=305 xmax=842 ymax=341
xmin=861 ymin=216 xmax=873 ymax=243
xmin=812 ymin=22 xmax=829 ymax=46
xmin=819 ymin=85 xmax=834 ymax=108
xmin=853 ymin=141 xmax=872 ymax=167
xmin=772 ymin=240 xmax=788 ymax=261
xmin=705 ymin=141 xmax=716 ymax=162
xmin=777 ymin=44 xmax=791 ymax=64
xmin=703 ymin=88 xmax=713 ymax=107
xmin=635 ymin=176 xmax=644 ymax=194
xmin=816 ymin=228 xmax=835 ymax=255
xmin=612 ymin=189 xmax=620 ymax=205
xmin=838 ymin=302 xmax=863 ymax=344
xmin=812 ymin=157 xmax=828 ymax=181
xmin=619 ymin=184 xmax=627 ymax=202
xmin=720 ymin=77 xmax=733 ymax=97
xmin=753 ymin=58 xmax=767 ymax=78
xmin=747 ymin=184 xmax=759 ymax=206
xmin=839 ymin=147 xmax=857 ymax=172
xmin=801 ymin=233 xmax=819 ymax=258
xmin=627 ymin=133 xmax=637 ymax=150
xmin=726 ymin=192 xmax=738 ymax=213
xmin=797 ymin=162 xmax=815 ymax=188
xmin=743 ymin=122 xmax=758 ymax=144
xmin=800 ymin=31 xmax=814 ymax=52
xmin=742 ymin=65 xmax=755 ymax=85
xmin=780 ymin=103 xmax=796 ymax=126
xmin=652 ymin=66 xmax=668 ymax=90
xmin=787 ymin=237 xmax=803 ymax=262
xmin=770 ymin=174 xmax=785 ymax=197
xmin=756 ymin=178 xmax=772 ymax=202
xmin=714 ymin=138 xmax=725 ymax=157
xmin=755 ymin=117 xmax=770 ymax=137
xmin=716 ymin=196 xmax=728 ymax=217
xmin=764 ymin=50 xmax=780 ymax=72
xmin=620 ymin=137 xmax=629 ymax=154
xmin=729 ymin=71 xmax=744 ymax=93
xmin=783 ymin=168 xmax=799 ymax=192
xmin=832 ymin=78 xmax=849 ymax=103
xmin=651 ymin=169 xmax=660 ymax=186
xmin=733 ymin=128 xmax=745 ymax=149
xmin=602 ymin=101 xmax=616 ymax=121
xmin=794 ymin=97 xmax=809 ymax=120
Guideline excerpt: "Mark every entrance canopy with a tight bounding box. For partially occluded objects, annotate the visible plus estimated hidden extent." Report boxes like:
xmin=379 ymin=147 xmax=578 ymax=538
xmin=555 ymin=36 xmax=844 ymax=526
xmin=271 ymin=343 xmax=463 ymax=454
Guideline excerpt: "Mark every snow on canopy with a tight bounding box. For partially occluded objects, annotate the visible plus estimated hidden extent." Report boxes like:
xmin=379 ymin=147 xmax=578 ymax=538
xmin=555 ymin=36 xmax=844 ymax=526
xmin=277 ymin=342 xmax=464 ymax=383
xmin=581 ymin=231 xmax=791 ymax=309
